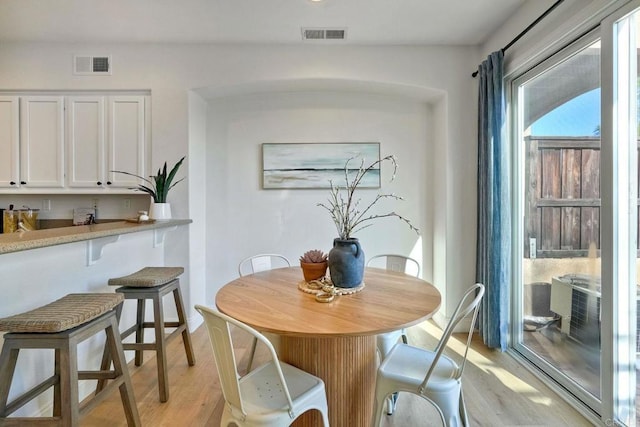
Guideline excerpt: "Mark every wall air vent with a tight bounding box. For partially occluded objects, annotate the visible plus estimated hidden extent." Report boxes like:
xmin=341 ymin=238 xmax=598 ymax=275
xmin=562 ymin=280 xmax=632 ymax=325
xmin=302 ymin=28 xmax=346 ymax=41
xmin=73 ymin=55 xmax=112 ymax=75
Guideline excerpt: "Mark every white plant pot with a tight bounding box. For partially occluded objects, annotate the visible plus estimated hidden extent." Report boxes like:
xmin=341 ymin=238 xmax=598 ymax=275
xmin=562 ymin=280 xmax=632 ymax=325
xmin=149 ymin=202 xmax=172 ymax=220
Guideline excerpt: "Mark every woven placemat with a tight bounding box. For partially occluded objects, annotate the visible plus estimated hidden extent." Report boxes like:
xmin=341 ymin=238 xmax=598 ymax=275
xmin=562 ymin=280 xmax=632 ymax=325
xmin=298 ymin=278 xmax=365 ymax=295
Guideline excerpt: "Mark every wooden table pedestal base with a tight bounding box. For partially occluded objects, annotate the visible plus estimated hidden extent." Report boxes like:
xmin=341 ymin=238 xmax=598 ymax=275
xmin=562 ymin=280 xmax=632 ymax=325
xmin=280 ymin=334 xmax=377 ymax=427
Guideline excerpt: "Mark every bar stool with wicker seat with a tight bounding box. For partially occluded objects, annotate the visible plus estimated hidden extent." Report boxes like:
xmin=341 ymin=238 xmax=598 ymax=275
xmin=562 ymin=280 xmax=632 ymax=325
xmin=0 ymin=293 xmax=140 ymax=426
xmin=99 ymin=266 xmax=196 ymax=402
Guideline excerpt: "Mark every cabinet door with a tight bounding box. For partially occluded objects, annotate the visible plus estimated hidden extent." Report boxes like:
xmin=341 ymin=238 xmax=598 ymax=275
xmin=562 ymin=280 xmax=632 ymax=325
xmin=66 ymin=96 xmax=105 ymax=188
xmin=106 ymin=96 xmax=147 ymax=188
xmin=20 ymin=96 xmax=64 ymax=188
xmin=0 ymin=97 xmax=19 ymax=188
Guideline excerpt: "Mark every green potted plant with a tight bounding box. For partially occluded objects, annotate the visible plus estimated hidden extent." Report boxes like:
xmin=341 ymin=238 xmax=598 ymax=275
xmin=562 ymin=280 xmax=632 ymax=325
xmin=113 ymin=156 xmax=185 ymax=220
xmin=299 ymin=249 xmax=329 ymax=282
xmin=317 ymin=155 xmax=419 ymax=288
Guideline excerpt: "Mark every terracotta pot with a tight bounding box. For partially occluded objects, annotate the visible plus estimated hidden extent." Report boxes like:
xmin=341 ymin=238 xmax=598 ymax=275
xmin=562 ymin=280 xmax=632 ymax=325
xmin=300 ymin=261 xmax=328 ymax=282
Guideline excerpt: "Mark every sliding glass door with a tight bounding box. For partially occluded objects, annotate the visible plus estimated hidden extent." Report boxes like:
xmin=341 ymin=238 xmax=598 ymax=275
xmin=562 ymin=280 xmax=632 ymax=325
xmin=511 ymin=5 xmax=639 ymax=424
xmin=513 ymin=33 xmax=603 ymax=410
xmin=604 ymin=7 xmax=639 ymax=424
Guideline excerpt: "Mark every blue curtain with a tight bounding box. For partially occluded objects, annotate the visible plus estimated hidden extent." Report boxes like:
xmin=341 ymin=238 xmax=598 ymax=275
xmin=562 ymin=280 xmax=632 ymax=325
xmin=476 ymin=51 xmax=509 ymax=351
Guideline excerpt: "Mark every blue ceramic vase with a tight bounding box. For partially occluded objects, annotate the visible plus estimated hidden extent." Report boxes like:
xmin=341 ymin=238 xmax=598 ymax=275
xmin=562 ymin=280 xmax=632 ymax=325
xmin=328 ymin=238 xmax=365 ymax=288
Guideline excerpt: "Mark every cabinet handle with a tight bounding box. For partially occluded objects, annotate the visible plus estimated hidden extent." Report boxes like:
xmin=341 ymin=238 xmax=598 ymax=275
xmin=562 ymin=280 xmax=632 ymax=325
xmin=20 ymin=181 xmax=26 ymax=185
xmin=106 ymin=181 xmax=112 ymax=185
xmin=97 ymin=181 xmax=102 ymax=186
xmin=10 ymin=181 xmax=15 ymax=185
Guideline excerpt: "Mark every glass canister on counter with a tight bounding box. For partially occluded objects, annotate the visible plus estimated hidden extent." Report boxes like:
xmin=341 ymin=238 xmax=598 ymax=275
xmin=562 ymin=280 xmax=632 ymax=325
xmin=1 ymin=205 xmax=39 ymax=233
xmin=18 ymin=207 xmax=39 ymax=231
xmin=2 ymin=205 xmax=18 ymax=233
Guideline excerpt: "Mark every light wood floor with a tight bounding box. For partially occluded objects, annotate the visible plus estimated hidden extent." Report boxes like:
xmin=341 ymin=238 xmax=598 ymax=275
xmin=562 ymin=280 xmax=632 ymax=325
xmin=523 ymin=323 xmax=600 ymax=397
xmin=83 ymin=320 xmax=591 ymax=426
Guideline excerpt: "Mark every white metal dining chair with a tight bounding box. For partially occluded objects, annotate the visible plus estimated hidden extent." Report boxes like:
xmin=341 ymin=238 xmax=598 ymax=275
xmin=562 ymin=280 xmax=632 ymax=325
xmin=367 ymin=254 xmax=421 ymax=414
xmin=367 ymin=254 xmax=421 ymax=355
xmin=238 ymin=253 xmax=291 ymax=277
xmin=367 ymin=254 xmax=420 ymax=278
xmin=195 ymin=305 xmax=330 ymax=427
xmin=371 ymin=283 xmax=485 ymax=427
xmin=238 ymin=253 xmax=291 ymax=371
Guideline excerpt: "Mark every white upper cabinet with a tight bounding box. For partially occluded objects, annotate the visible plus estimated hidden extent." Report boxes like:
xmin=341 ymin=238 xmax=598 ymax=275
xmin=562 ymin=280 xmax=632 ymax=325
xmin=106 ymin=96 xmax=147 ymax=189
xmin=0 ymin=97 xmax=19 ymax=188
xmin=0 ymin=93 xmax=149 ymax=193
xmin=66 ymin=96 xmax=106 ymax=188
xmin=19 ymin=96 xmax=65 ymax=188
xmin=67 ymin=95 xmax=148 ymax=190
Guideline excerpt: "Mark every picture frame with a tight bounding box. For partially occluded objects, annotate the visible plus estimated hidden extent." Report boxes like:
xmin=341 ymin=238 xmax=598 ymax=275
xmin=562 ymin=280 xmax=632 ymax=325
xmin=262 ymin=142 xmax=381 ymax=189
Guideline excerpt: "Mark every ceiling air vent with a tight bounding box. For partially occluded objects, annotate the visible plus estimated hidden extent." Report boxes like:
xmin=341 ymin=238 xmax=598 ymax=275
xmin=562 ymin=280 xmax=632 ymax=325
xmin=73 ymin=55 xmax=112 ymax=75
xmin=302 ymin=28 xmax=346 ymax=41
xmin=325 ymin=29 xmax=346 ymax=40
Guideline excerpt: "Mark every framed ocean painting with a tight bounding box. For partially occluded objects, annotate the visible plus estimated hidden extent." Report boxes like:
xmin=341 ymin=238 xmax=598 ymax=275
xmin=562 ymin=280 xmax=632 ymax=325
xmin=262 ymin=142 xmax=381 ymax=189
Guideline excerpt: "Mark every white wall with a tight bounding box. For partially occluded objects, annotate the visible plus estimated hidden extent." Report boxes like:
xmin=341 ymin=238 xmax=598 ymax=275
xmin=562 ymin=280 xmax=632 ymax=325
xmin=205 ymin=89 xmax=433 ymax=297
xmin=187 ymin=91 xmax=208 ymax=314
xmin=0 ymin=41 xmax=478 ymax=328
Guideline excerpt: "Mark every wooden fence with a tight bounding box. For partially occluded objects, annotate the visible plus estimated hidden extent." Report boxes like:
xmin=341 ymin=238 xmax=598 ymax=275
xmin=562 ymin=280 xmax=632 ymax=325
xmin=525 ymin=136 xmax=603 ymax=258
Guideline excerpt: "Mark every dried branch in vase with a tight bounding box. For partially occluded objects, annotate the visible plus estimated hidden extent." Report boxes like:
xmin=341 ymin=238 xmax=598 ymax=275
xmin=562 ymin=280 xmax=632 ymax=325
xmin=317 ymin=155 xmax=420 ymax=239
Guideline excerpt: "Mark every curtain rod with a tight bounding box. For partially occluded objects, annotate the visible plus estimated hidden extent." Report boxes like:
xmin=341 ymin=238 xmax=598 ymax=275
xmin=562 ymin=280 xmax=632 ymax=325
xmin=472 ymin=0 xmax=565 ymax=77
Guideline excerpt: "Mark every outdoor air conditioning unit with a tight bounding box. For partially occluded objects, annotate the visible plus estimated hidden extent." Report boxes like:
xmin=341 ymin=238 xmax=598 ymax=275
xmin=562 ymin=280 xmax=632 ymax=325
xmin=550 ymin=275 xmax=601 ymax=347
xmin=551 ymin=275 xmax=640 ymax=352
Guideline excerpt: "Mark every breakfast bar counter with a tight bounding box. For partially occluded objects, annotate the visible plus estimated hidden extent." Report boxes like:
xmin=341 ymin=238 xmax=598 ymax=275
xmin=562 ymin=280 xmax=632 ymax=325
xmin=0 ymin=218 xmax=192 ymax=418
xmin=0 ymin=219 xmax=191 ymax=254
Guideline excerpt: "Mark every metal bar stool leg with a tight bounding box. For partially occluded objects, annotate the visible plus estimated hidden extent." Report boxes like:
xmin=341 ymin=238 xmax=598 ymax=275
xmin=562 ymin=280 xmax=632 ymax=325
xmin=152 ymin=293 xmax=169 ymax=402
xmin=105 ymin=314 xmax=141 ymax=426
xmin=97 ymin=302 xmax=123 ymax=393
xmin=172 ymin=286 xmax=196 ymax=366
xmin=63 ymin=338 xmax=80 ymax=427
xmin=135 ymin=298 xmax=146 ymax=366
xmin=0 ymin=345 xmax=19 ymax=417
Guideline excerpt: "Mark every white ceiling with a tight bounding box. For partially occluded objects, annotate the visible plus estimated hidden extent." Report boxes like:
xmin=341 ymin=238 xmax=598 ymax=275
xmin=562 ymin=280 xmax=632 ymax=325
xmin=0 ymin=0 xmax=527 ymax=45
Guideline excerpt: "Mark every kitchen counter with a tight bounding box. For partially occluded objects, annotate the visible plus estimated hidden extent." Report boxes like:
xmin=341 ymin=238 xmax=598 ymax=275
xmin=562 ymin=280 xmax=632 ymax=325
xmin=0 ymin=217 xmax=191 ymax=414
xmin=0 ymin=219 xmax=191 ymax=255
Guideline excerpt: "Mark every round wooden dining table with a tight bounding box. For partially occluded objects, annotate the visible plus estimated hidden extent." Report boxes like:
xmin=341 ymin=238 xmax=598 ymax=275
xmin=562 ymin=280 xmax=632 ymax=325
xmin=215 ymin=266 xmax=441 ymax=427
